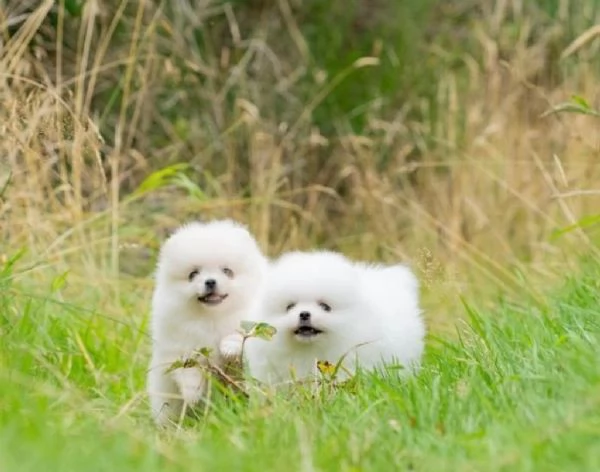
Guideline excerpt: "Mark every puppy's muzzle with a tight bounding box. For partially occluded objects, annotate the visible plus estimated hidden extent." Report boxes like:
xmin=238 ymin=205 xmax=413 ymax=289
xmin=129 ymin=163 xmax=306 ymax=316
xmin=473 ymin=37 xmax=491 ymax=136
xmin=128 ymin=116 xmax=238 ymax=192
xmin=197 ymin=279 xmax=228 ymax=305
xmin=294 ymin=311 xmax=323 ymax=337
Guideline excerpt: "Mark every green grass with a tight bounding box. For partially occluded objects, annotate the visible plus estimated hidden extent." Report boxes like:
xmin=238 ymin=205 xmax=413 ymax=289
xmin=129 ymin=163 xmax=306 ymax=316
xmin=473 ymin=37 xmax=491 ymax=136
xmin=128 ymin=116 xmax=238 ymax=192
xmin=1 ymin=255 xmax=599 ymax=472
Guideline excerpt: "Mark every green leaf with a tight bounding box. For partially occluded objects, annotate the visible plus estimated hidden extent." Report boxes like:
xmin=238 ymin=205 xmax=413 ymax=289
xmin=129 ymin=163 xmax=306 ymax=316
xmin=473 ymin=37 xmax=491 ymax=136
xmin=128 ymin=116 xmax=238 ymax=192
xmin=571 ymin=95 xmax=591 ymax=109
xmin=132 ymin=163 xmax=191 ymax=196
xmin=253 ymin=322 xmax=277 ymax=340
xmin=165 ymin=353 xmax=205 ymax=373
xmin=384 ymin=363 xmax=406 ymax=371
xmin=182 ymin=358 xmax=199 ymax=368
xmin=64 ymin=0 xmax=84 ymax=17
xmin=164 ymin=359 xmax=186 ymax=373
xmin=239 ymin=321 xmax=277 ymax=340
xmin=550 ymin=214 xmax=600 ymax=240
xmin=195 ymin=347 xmax=213 ymax=358
xmin=542 ymin=99 xmax=600 ymax=118
xmin=0 ymin=248 xmax=26 ymax=278
xmin=50 ymin=271 xmax=69 ymax=292
xmin=171 ymin=173 xmax=208 ymax=201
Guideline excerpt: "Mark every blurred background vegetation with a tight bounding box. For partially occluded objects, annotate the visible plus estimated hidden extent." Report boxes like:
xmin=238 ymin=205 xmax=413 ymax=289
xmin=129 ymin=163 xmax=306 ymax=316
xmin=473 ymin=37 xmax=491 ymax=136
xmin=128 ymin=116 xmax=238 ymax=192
xmin=1 ymin=0 xmax=600 ymax=326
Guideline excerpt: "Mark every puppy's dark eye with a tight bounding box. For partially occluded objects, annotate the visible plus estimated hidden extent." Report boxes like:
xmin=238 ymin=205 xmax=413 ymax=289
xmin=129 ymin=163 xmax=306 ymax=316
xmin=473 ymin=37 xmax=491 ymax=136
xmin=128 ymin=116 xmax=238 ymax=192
xmin=319 ymin=301 xmax=331 ymax=312
xmin=222 ymin=267 xmax=234 ymax=278
xmin=188 ymin=269 xmax=199 ymax=281
xmin=285 ymin=302 xmax=296 ymax=311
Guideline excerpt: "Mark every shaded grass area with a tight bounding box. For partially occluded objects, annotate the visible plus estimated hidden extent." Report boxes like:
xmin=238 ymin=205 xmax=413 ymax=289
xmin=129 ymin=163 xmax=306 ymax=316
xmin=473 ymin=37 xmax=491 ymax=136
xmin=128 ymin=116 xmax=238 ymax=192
xmin=1 ymin=256 xmax=598 ymax=471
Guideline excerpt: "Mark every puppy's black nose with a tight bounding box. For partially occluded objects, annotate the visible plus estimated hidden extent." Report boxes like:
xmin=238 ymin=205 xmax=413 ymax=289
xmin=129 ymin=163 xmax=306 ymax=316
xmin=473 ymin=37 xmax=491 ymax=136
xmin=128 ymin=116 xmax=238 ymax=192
xmin=299 ymin=311 xmax=311 ymax=321
xmin=205 ymin=279 xmax=217 ymax=290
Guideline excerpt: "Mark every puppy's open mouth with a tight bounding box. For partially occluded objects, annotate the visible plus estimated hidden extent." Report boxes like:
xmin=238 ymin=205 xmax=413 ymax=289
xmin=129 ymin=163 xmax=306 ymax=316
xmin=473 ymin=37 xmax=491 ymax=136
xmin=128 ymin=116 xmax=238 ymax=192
xmin=198 ymin=293 xmax=228 ymax=305
xmin=293 ymin=326 xmax=323 ymax=337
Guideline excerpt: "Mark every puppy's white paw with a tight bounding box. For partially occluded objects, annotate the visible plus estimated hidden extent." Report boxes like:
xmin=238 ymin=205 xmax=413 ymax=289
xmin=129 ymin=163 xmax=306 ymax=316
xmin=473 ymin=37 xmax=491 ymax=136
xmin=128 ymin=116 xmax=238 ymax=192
xmin=173 ymin=368 xmax=205 ymax=406
xmin=180 ymin=381 xmax=204 ymax=406
xmin=219 ymin=333 xmax=244 ymax=360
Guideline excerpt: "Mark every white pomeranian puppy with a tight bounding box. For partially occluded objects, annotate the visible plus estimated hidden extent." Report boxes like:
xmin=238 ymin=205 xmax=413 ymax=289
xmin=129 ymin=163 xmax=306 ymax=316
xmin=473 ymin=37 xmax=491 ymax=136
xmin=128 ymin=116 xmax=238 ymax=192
xmin=244 ymin=250 xmax=425 ymax=385
xmin=147 ymin=219 xmax=267 ymax=425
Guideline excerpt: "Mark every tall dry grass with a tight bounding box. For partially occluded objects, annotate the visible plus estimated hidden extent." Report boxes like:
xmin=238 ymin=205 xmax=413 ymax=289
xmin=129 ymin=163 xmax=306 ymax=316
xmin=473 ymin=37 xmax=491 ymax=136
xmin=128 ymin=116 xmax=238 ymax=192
xmin=1 ymin=0 xmax=599 ymax=329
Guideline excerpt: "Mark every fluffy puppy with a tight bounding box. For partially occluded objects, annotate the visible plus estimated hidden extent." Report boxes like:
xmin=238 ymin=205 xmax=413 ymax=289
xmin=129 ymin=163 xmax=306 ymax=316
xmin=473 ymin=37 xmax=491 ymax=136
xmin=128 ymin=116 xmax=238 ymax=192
xmin=244 ymin=251 xmax=425 ymax=384
xmin=147 ymin=219 xmax=266 ymax=425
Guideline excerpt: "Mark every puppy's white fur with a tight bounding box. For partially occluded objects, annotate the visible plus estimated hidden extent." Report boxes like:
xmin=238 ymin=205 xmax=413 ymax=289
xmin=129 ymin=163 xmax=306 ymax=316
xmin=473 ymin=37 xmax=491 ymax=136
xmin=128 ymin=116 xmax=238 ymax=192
xmin=147 ymin=219 xmax=266 ymax=425
xmin=244 ymin=251 xmax=425 ymax=384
